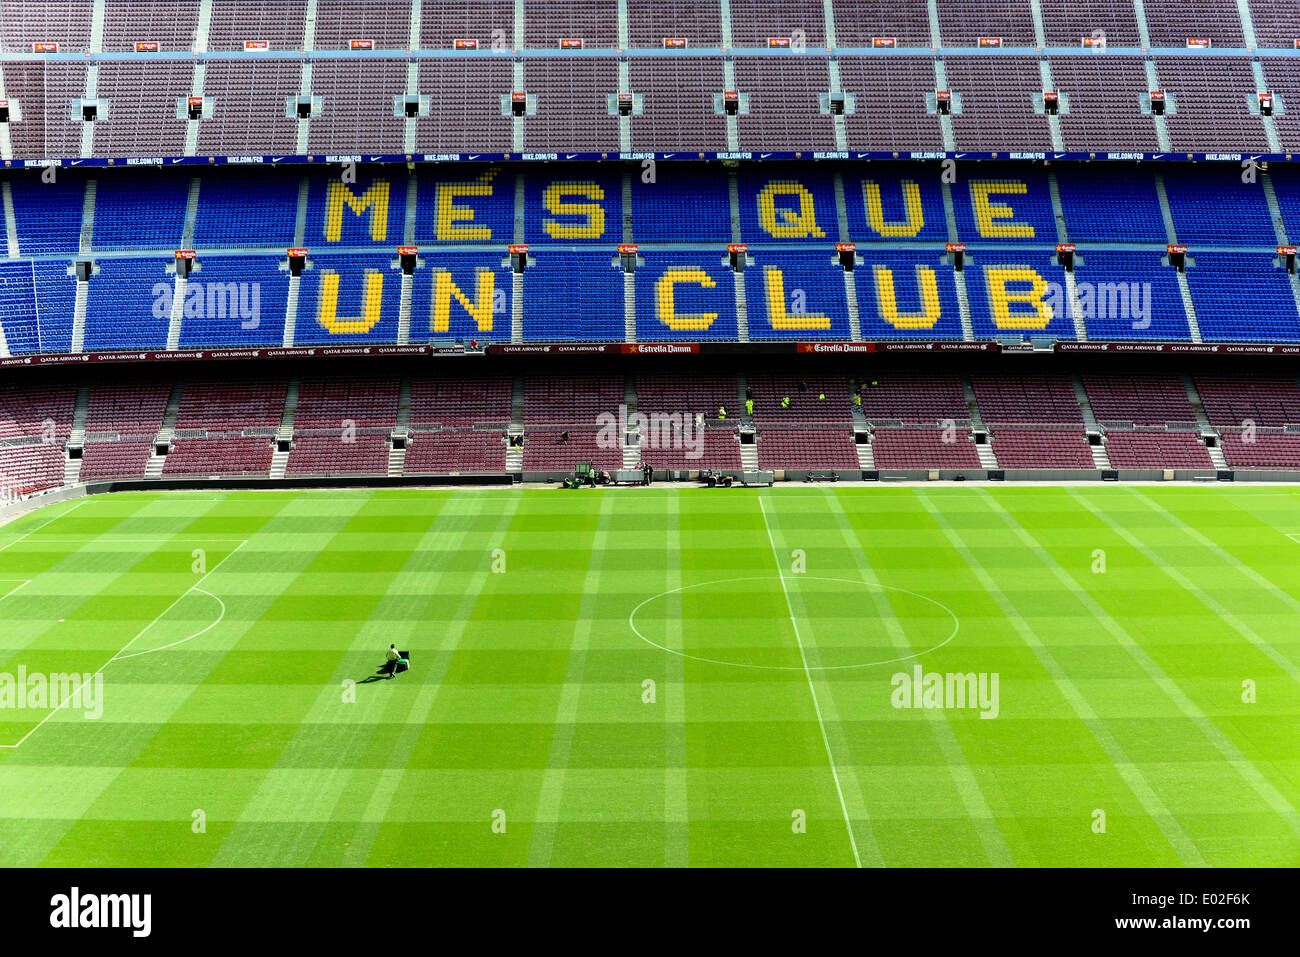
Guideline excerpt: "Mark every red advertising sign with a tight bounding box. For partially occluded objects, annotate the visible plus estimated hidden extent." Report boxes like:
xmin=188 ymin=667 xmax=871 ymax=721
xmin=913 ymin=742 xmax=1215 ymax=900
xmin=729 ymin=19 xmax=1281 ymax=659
xmin=188 ymin=96 xmax=203 ymax=106
xmin=454 ymin=39 xmax=479 ymax=49
xmin=134 ymin=41 xmax=159 ymax=52
xmin=1167 ymin=244 xmax=1187 ymax=254
xmin=835 ymin=243 xmax=856 ymax=253
xmin=349 ymin=39 xmax=374 ymax=50
xmin=511 ymin=92 xmax=527 ymax=103
xmin=243 ymin=40 xmax=269 ymax=50
xmin=977 ymin=37 xmax=1002 ymax=47
xmin=398 ymin=246 xmax=418 ymax=256
xmin=287 ymin=248 xmax=307 ymax=257
xmin=945 ymin=242 xmax=966 ymax=253
xmin=1056 ymin=243 xmax=1076 ymax=253
xmin=32 ymin=42 xmax=59 ymax=52
xmin=617 ymin=244 xmax=638 ymax=254
xmin=617 ymin=92 xmax=633 ymax=102
xmin=1260 ymin=93 xmax=1274 ymax=105
xmin=767 ymin=37 xmax=791 ymax=48
xmin=936 ymin=90 xmax=951 ymax=98
xmin=1278 ymin=246 xmax=1297 ymax=256
xmin=560 ymin=38 xmax=584 ymax=49
xmin=1186 ymin=37 xmax=1211 ymax=48
xmin=663 ymin=38 xmax=687 ymax=48
xmin=872 ymin=37 xmax=897 ymax=48
xmin=1082 ymin=36 xmax=1105 ymax=48
xmin=1149 ymin=90 xmax=1165 ymax=101
xmin=175 ymin=250 xmax=196 ymax=260
xmin=1044 ymin=91 xmax=1059 ymax=102
xmin=508 ymin=244 xmax=529 ymax=254
xmin=0 ymin=100 xmax=8 ymax=109
xmin=727 ymin=243 xmax=747 ymax=254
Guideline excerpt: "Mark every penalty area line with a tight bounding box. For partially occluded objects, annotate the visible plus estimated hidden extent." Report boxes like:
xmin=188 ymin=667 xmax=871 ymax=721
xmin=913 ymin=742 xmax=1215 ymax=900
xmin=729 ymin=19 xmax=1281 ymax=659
xmin=0 ymin=539 xmax=248 ymax=750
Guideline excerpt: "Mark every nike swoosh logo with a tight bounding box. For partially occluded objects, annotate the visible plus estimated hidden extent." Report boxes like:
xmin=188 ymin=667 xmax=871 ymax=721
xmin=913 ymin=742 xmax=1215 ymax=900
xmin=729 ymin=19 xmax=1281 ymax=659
xmin=171 ymin=158 xmax=184 ymax=164
xmin=70 ymin=160 xmax=82 ymax=166
xmin=271 ymin=157 xmax=284 ymax=163
xmin=468 ymin=155 xmax=480 ymax=160
xmin=368 ymin=156 xmax=382 ymax=161
xmin=566 ymin=154 xmax=578 ymax=159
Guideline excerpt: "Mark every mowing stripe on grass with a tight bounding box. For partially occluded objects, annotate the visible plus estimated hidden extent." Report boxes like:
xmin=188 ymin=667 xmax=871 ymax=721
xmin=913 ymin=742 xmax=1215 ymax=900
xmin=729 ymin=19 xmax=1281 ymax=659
xmin=757 ymin=495 xmax=862 ymax=868
xmin=206 ymin=490 xmax=408 ymax=866
xmin=1129 ymin=488 xmax=1300 ymax=669
xmin=526 ymin=492 xmax=617 ymax=867
xmin=760 ymin=492 xmax=886 ymax=866
xmin=662 ymin=489 xmax=690 ymax=867
xmin=822 ymin=489 xmax=1013 ymax=867
xmin=915 ymin=490 xmax=1207 ymax=867
xmin=339 ymin=491 xmax=527 ymax=866
xmin=1068 ymin=488 xmax=1300 ymax=689
xmin=981 ymin=488 xmax=1300 ymax=839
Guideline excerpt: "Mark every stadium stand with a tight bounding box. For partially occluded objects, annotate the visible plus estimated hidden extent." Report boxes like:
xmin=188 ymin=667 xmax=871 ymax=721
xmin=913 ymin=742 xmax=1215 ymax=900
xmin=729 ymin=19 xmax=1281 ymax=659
xmin=6 ymin=0 xmax=1300 ymax=495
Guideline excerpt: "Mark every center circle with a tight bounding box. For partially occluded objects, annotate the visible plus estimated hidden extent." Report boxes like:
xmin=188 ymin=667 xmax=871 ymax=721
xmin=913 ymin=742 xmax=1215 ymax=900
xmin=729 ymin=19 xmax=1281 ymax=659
xmin=628 ymin=576 xmax=959 ymax=671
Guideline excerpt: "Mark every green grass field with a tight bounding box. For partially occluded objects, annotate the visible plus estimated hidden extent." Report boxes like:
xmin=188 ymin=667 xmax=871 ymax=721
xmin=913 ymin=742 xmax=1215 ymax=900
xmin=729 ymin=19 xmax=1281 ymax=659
xmin=0 ymin=485 xmax=1297 ymax=867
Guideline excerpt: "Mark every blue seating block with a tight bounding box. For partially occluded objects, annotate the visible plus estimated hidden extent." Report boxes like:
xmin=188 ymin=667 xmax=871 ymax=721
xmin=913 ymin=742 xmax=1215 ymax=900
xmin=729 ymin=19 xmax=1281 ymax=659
xmin=178 ymin=256 xmax=289 ymax=348
xmin=744 ymin=250 xmax=852 ymax=340
xmin=635 ymin=252 xmax=739 ymax=341
xmin=857 ymin=251 xmax=964 ymax=340
xmin=522 ymin=251 xmax=625 ymax=341
xmin=410 ymin=253 xmax=512 ymax=342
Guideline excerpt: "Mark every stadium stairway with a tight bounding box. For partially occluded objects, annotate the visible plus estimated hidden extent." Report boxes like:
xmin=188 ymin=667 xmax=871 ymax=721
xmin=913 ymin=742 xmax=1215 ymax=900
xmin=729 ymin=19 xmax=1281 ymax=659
xmin=622 ymin=374 xmax=639 ymax=470
xmin=855 ymin=434 xmax=874 ymax=471
xmin=269 ymin=378 xmax=300 ymax=479
xmin=1180 ymin=375 xmax=1229 ymax=469
xmin=145 ymin=381 xmax=184 ymax=479
xmin=739 ymin=432 xmax=759 ymax=472
xmin=506 ymin=376 xmax=525 ymax=471
xmin=63 ymin=385 xmax=90 ymax=485
xmin=390 ymin=376 xmax=412 ymax=477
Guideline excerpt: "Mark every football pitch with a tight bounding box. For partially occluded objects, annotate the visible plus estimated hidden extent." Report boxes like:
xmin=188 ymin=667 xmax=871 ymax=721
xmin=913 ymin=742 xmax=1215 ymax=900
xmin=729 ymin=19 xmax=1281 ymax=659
xmin=0 ymin=485 xmax=1297 ymax=868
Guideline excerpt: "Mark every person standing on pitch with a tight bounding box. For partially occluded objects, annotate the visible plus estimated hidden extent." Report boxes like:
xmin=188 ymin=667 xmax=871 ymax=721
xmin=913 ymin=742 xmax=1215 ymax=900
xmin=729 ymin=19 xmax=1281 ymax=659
xmin=385 ymin=643 xmax=401 ymax=678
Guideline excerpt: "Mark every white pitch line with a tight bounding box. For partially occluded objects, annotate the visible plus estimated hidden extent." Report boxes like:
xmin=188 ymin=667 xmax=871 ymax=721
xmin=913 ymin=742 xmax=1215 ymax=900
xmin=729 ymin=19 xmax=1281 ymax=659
xmin=111 ymin=588 xmax=225 ymax=661
xmin=757 ymin=496 xmax=862 ymax=869
xmin=0 ymin=498 xmax=90 ymax=553
xmin=10 ymin=535 xmax=250 ymax=540
xmin=0 ymin=579 xmax=32 ymax=602
xmin=0 ymin=539 xmax=247 ymax=750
